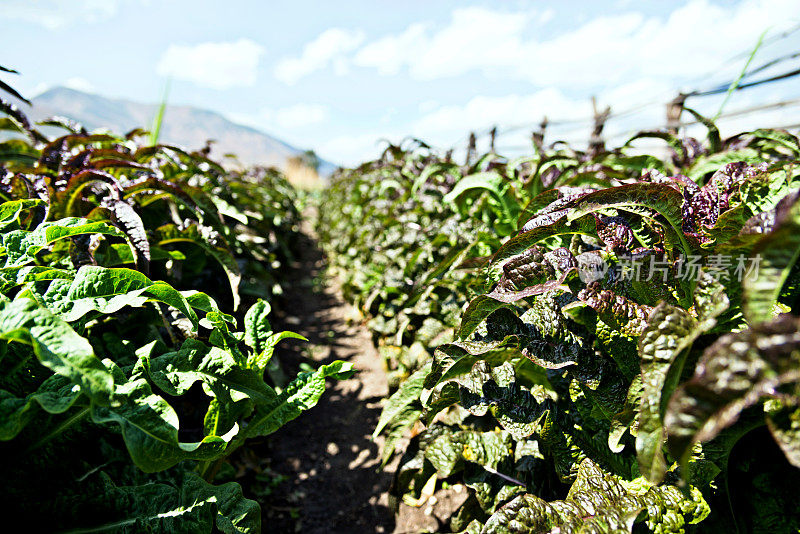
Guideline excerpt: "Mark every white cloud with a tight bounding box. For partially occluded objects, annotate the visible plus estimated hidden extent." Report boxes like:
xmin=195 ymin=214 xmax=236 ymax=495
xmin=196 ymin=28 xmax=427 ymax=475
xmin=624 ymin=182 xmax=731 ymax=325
xmin=353 ymin=23 xmax=430 ymax=76
xmin=0 ymin=0 xmax=128 ymax=29
xmin=405 ymin=78 xmax=690 ymax=154
xmin=64 ymin=77 xmax=95 ymax=93
xmin=156 ymin=39 xmax=264 ymax=90
xmin=271 ymin=103 xmax=329 ymax=128
xmin=354 ymin=7 xmax=532 ymax=80
xmin=316 ymin=0 xmax=800 ymax=160
xmin=538 ymin=8 xmax=556 ymax=25
xmin=316 ymin=132 xmax=399 ymax=166
xmin=412 ymin=89 xmax=592 ymax=142
xmin=314 ymin=88 xmax=596 ymax=166
xmin=418 ymin=100 xmax=439 ymax=113
xmin=381 ymin=107 xmax=399 ymax=124
xmin=349 ymin=0 xmax=799 ymax=88
xmin=227 ymin=103 xmax=329 ymax=132
xmin=274 ymin=28 xmax=365 ymax=85
xmin=595 ymin=78 xmax=673 ymax=141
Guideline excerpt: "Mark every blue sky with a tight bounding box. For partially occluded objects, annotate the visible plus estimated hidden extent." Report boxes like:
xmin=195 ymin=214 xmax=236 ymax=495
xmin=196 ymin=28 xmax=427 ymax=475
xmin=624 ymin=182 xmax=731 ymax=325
xmin=1 ymin=0 xmax=799 ymax=166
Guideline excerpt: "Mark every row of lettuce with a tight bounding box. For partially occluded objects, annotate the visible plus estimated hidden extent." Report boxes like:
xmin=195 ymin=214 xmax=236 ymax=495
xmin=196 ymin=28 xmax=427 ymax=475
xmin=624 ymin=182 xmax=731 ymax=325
xmin=0 ymin=68 xmax=349 ymax=532
xmin=319 ymin=116 xmax=800 ymax=532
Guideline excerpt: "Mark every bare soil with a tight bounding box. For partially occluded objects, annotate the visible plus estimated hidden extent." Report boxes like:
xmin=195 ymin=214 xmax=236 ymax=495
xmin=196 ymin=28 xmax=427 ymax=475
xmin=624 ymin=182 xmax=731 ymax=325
xmin=235 ymin=218 xmax=463 ymax=533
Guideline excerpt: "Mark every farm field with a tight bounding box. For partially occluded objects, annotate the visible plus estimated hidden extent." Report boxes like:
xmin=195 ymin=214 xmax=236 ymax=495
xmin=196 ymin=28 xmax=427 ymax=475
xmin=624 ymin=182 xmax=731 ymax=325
xmin=2 ymin=3 xmax=800 ymax=532
xmin=3 ymin=64 xmax=800 ymax=532
xmin=316 ymin=128 xmax=800 ymax=533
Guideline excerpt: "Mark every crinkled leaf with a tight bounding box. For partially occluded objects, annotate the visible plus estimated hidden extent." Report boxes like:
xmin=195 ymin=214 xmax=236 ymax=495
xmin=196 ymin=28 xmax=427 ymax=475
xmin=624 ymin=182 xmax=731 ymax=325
xmin=491 ymin=214 xmax=596 ymax=267
xmin=64 ymin=472 xmax=260 ymax=533
xmin=1 ymin=218 xmax=125 ymax=268
xmin=444 ymin=171 xmax=505 ymax=204
xmin=482 ymin=458 xmax=709 ymax=534
xmin=636 ymin=304 xmax=697 ymax=483
xmin=459 ymin=269 xmax=572 ymax=338
xmin=0 ymin=374 xmax=83 ymax=440
xmin=91 ymin=359 xmax=233 ymax=472
xmin=0 ymin=298 xmax=113 ymax=404
xmin=565 ymin=183 xmax=691 ymax=256
xmin=0 ymin=199 xmax=45 ymax=231
xmin=743 ymin=192 xmax=800 ymax=323
xmin=243 ymin=299 xmax=272 ymax=354
xmin=242 ymin=360 xmax=354 ymax=439
xmin=578 ymin=283 xmax=653 ymax=338
xmin=424 ymin=337 xmax=525 ymax=395
xmin=157 ymin=222 xmax=242 ymax=310
xmin=458 ymin=361 xmax=551 ymax=439
xmin=140 ymin=338 xmax=277 ymax=405
xmin=425 ymin=429 xmax=514 ymax=478
xmin=665 ymin=314 xmax=800 ymax=466
xmin=766 ymin=404 xmax=800 ymax=468
xmin=374 ymin=363 xmax=429 ymax=438
xmin=46 ymin=266 xmax=199 ymax=329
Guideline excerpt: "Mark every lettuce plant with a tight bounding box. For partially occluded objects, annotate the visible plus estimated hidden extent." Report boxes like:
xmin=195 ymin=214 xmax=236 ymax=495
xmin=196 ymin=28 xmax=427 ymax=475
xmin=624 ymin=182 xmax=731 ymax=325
xmin=322 ymin=122 xmax=800 ymax=531
xmin=0 ymin=69 xmax=348 ymax=532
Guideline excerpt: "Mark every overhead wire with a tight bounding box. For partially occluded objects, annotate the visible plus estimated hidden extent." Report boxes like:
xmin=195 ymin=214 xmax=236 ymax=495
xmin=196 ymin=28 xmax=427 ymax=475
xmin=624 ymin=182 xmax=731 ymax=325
xmin=445 ymin=22 xmax=800 ymax=152
xmin=494 ymin=97 xmax=800 ymax=153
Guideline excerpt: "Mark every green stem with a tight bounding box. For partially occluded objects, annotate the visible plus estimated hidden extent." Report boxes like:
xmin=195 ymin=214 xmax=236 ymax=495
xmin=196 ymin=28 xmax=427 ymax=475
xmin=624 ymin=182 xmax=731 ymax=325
xmin=27 ymin=406 xmax=90 ymax=452
xmin=199 ymin=456 xmax=227 ymax=483
xmin=5 ymin=350 xmax=32 ymax=377
xmin=714 ymin=29 xmax=767 ymax=121
xmin=149 ymin=78 xmax=171 ymax=146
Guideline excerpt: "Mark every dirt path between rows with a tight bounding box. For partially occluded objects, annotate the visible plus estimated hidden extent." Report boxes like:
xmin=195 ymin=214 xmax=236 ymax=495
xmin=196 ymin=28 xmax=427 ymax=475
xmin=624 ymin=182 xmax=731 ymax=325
xmin=241 ymin=214 xmax=462 ymax=534
xmin=250 ymin=217 xmax=394 ymax=533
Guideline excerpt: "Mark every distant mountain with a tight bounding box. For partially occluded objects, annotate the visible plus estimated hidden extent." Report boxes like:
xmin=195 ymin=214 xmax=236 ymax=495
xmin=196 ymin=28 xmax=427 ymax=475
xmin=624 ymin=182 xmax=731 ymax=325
xmin=21 ymin=87 xmax=336 ymax=176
